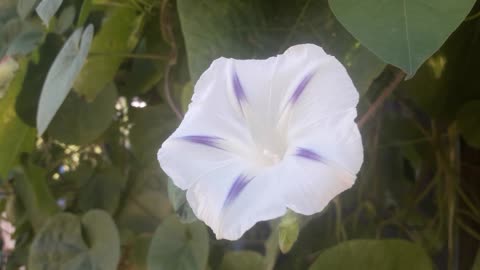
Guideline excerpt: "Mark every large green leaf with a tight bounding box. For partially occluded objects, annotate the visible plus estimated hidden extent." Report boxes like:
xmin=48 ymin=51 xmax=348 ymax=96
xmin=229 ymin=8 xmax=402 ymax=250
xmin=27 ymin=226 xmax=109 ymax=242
xmin=130 ymin=106 xmax=178 ymax=164
xmin=177 ymin=0 xmax=384 ymax=95
xmin=77 ymin=167 xmax=126 ymax=214
xmin=309 ymin=239 xmax=433 ymax=270
xmin=219 ymin=251 xmax=266 ymax=270
xmin=329 ymin=0 xmax=476 ymax=76
xmin=48 ymin=83 xmax=117 ymax=145
xmin=177 ymin=0 xmax=259 ymax=82
xmin=36 ymin=25 xmax=93 ymax=135
xmin=28 ymin=210 xmax=120 ymax=270
xmin=74 ymin=6 xmax=143 ymax=100
xmin=116 ymin=161 xmax=172 ymax=234
xmin=0 ymin=59 xmax=35 ymax=178
xmin=147 ymin=216 xmax=209 ymax=270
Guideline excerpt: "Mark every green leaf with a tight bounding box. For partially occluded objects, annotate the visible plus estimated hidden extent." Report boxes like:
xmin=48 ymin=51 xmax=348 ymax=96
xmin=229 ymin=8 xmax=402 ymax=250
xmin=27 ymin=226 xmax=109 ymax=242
xmin=457 ymin=100 xmax=480 ymax=149
xmin=77 ymin=0 xmax=92 ymax=27
xmin=130 ymin=106 xmax=178 ymax=164
xmin=55 ymin=5 xmax=75 ymax=34
xmin=77 ymin=167 xmax=126 ymax=214
xmin=6 ymin=26 xmax=44 ymax=56
xmin=329 ymin=0 xmax=476 ymax=76
xmin=16 ymin=33 xmax=63 ymax=126
xmin=17 ymin=0 xmax=38 ymax=20
xmin=36 ymin=25 xmax=93 ymax=135
xmin=278 ymin=211 xmax=299 ymax=254
xmin=48 ymin=83 xmax=117 ymax=145
xmin=116 ymin=161 xmax=171 ymax=234
xmin=219 ymin=251 xmax=266 ymax=270
xmin=0 ymin=59 xmax=35 ymax=178
xmin=35 ymin=0 xmax=63 ymax=26
xmin=177 ymin=0 xmax=258 ymax=81
xmin=147 ymin=216 xmax=209 ymax=270
xmin=28 ymin=210 xmax=120 ymax=270
xmin=74 ymin=6 xmax=143 ymax=100
xmin=308 ymin=239 xmax=433 ymax=270
xmin=12 ymin=164 xmax=59 ymax=231
xmin=167 ymin=178 xmax=197 ymax=224
xmin=177 ymin=0 xmax=384 ymax=95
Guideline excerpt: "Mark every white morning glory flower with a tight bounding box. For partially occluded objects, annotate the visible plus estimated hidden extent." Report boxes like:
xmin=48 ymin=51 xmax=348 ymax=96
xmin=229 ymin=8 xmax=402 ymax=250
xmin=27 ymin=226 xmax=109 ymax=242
xmin=158 ymin=44 xmax=363 ymax=240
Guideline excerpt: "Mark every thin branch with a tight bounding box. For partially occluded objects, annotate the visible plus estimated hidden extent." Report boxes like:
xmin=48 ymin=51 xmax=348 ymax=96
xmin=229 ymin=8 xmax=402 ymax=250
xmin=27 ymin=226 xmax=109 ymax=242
xmin=160 ymin=0 xmax=183 ymax=120
xmin=357 ymin=69 xmax=406 ymax=128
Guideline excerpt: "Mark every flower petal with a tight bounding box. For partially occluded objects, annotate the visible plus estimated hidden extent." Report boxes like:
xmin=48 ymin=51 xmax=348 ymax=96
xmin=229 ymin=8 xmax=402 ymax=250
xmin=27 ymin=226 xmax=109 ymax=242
xmin=281 ymin=153 xmax=355 ymax=215
xmin=288 ymin=109 xmax=363 ymax=175
xmin=187 ymin=165 xmax=286 ymax=240
xmin=275 ymin=44 xmax=359 ymax=132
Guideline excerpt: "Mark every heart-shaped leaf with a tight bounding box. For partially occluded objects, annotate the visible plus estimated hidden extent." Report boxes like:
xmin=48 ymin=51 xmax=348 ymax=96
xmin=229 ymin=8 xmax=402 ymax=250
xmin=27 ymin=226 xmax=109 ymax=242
xmin=329 ymin=0 xmax=476 ymax=76
xmin=28 ymin=210 xmax=120 ymax=270
xmin=48 ymin=83 xmax=117 ymax=145
xmin=309 ymin=239 xmax=433 ymax=270
xmin=147 ymin=216 xmax=209 ymax=270
xmin=36 ymin=24 xmax=93 ymax=135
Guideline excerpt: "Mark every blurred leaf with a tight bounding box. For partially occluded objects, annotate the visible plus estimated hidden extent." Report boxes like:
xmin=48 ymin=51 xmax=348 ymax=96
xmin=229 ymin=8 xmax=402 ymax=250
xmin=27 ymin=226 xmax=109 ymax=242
xmin=77 ymin=167 xmax=126 ymax=214
xmin=6 ymin=26 xmax=44 ymax=56
xmin=116 ymin=161 xmax=171 ymax=234
xmin=167 ymin=178 xmax=197 ymax=224
xmin=35 ymin=0 xmax=63 ymax=26
xmin=278 ymin=211 xmax=299 ymax=254
xmin=457 ymin=100 xmax=480 ymax=149
xmin=147 ymin=216 xmax=209 ymax=270
xmin=55 ymin=5 xmax=75 ymax=34
xmin=48 ymin=83 xmax=117 ymax=145
xmin=74 ymin=6 xmax=143 ymax=100
xmin=309 ymin=239 xmax=433 ymax=270
xmin=16 ymin=33 xmax=63 ymax=126
xmin=77 ymin=0 xmax=92 ymax=27
xmin=329 ymin=0 xmax=476 ymax=76
xmin=177 ymin=0 xmax=258 ymax=81
xmin=219 ymin=251 xmax=266 ymax=270
xmin=28 ymin=210 xmax=120 ymax=270
xmin=0 ymin=59 xmax=35 ymax=178
xmin=36 ymin=25 xmax=93 ymax=135
xmin=178 ymin=0 xmax=383 ymax=95
xmin=17 ymin=0 xmax=38 ymax=19
xmin=12 ymin=164 xmax=59 ymax=231
xmin=130 ymin=106 xmax=178 ymax=164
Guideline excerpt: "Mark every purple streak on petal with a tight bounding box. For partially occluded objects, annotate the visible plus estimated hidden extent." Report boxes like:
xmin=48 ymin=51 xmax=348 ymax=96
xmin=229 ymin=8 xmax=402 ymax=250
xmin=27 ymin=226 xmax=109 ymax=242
xmin=295 ymin=147 xmax=325 ymax=163
xmin=290 ymin=72 xmax=315 ymax=104
xmin=224 ymin=174 xmax=254 ymax=207
xmin=181 ymin=135 xmax=224 ymax=150
xmin=232 ymin=70 xmax=247 ymax=105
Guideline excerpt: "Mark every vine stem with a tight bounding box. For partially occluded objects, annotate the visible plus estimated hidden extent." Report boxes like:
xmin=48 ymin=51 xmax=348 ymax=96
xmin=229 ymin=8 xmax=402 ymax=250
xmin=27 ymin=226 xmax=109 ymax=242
xmin=357 ymin=69 xmax=406 ymax=128
xmin=160 ymin=0 xmax=183 ymax=120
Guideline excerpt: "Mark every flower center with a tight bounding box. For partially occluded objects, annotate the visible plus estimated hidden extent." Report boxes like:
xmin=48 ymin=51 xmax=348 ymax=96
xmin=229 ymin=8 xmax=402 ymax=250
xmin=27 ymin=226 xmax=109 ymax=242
xmin=256 ymin=139 xmax=287 ymax=167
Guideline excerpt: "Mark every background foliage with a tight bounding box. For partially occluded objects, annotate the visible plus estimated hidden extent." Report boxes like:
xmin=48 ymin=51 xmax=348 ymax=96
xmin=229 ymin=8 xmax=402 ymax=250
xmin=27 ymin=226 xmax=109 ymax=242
xmin=1 ymin=0 xmax=480 ymax=269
